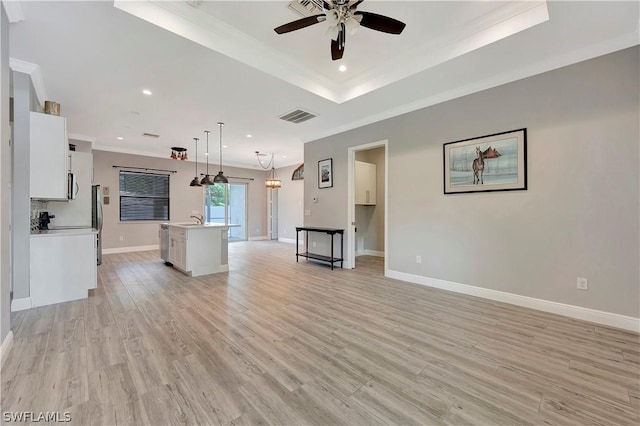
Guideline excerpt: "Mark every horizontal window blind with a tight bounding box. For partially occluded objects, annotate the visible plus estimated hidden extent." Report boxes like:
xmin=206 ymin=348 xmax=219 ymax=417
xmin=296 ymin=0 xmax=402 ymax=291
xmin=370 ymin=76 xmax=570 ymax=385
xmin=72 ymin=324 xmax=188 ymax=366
xmin=119 ymin=171 xmax=169 ymax=221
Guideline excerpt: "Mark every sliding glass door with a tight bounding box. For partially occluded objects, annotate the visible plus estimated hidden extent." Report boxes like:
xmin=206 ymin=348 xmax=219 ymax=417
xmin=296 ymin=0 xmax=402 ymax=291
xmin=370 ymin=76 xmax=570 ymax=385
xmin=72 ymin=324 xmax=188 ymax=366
xmin=204 ymin=183 xmax=247 ymax=241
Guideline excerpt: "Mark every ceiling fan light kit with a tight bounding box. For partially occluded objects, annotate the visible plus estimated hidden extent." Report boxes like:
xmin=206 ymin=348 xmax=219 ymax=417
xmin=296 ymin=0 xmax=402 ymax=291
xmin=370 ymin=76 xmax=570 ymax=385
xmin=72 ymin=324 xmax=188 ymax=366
xmin=274 ymin=0 xmax=405 ymax=60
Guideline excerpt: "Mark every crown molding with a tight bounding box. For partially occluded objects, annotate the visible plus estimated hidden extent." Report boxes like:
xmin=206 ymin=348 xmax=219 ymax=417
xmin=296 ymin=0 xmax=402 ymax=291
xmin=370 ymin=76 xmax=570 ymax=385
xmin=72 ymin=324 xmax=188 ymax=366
xmin=114 ymin=0 xmax=549 ymax=104
xmin=9 ymin=58 xmax=47 ymax=106
xmin=113 ymin=0 xmax=342 ymax=102
xmin=2 ymin=0 xmax=24 ymax=23
xmin=303 ymin=30 xmax=639 ymax=144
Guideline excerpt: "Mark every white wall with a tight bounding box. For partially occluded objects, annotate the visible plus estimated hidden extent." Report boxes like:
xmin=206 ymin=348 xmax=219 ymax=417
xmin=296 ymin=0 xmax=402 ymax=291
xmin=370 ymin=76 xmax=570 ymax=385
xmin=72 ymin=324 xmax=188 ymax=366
xmin=304 ymin=47 xmax=639 ymax=320
xmin=92 ymin=150 xmax=270 ymax=250
xmin=276 ymin=163 xmax=304 ymax=243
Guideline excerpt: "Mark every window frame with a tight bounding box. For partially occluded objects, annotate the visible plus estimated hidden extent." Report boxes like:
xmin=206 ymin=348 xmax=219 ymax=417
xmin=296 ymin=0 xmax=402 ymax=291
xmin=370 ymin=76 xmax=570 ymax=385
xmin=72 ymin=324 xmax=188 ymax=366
xmin=119 ymin=171 xmax=170 ymax=222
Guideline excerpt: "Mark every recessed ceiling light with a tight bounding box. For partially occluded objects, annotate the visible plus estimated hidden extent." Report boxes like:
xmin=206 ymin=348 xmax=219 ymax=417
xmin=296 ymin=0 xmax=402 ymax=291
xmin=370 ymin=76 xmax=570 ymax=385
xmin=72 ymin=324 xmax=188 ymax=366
xmin=246 ymin=134 xmax=252 ymax=138
xmin=204 ymin=152 xmax=209 ymax=156
xmin=142 ymin=89 xmax=152 ymax=95
xmin=116 ymin=136 xmax=124 ymax=140
xmin=223 ymin=145 xmax=228 ymax=148
xmin=338 ymin=65 xmax=347 ymax=72
xmin=282 ymin=155 xmax=287 ymax=159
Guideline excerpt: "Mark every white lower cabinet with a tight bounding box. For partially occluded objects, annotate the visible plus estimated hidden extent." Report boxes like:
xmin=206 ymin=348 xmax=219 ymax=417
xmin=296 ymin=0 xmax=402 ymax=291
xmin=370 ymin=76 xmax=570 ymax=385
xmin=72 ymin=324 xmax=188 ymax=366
xmin=165 ymin=224 xmax=229 ymax=277
xmin=169 ymin=227 xmax=187 ymax=271
xmin=30 ymin=231 xmax=97 ymax=307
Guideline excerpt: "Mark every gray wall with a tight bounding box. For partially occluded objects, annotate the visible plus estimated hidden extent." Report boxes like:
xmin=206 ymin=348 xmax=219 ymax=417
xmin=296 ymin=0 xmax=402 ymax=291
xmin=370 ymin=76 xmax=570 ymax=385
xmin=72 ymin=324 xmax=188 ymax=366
xmin=0 ymin=5 xmax=10 ymax=344
xmin=275 ymin=163 xmax=304 ymax=241
xmin=10 ymin=72 xmax=34 ymax=300
xmin=355 ymin=147 xmax=385 ymax=254
xmin=304 ymin=47 xmax=639 ymax=318
xmin=92 ymin=150 xmax=269 ymax=249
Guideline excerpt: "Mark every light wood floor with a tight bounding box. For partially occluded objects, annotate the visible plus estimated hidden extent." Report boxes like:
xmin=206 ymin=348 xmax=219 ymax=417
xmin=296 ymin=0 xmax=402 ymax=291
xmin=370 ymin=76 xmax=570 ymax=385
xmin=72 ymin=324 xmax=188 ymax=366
xmin=2 ymin=241 xmax=639 ymax=425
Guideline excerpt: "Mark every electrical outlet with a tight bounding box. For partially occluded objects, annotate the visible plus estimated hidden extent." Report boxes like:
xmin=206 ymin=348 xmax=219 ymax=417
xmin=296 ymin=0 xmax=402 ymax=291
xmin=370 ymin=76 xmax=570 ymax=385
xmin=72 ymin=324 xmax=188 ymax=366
xmin=312 ymin=197 xmax=318 ymax=203
xmin=119 ymin=236 xmax=124 ymax=241
xmin=577 ymin=277 xmax=588 ymax=290
xmin=416 ymin=255 xmax=422 ymax=264
xmin=312 ymin=241 xmax=317 ymax=248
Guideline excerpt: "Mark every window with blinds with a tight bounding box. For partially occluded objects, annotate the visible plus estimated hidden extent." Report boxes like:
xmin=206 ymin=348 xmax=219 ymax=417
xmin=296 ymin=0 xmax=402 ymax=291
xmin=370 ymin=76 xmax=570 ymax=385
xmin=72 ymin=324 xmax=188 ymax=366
xmin=119 ymin=171 xmax=170 ymax=221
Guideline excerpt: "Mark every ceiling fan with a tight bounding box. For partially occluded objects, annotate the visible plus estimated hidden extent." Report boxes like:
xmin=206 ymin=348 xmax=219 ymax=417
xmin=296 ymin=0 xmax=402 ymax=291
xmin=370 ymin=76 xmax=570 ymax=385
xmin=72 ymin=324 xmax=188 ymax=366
xmin=274 ymin=0 xmax=406 ymax=61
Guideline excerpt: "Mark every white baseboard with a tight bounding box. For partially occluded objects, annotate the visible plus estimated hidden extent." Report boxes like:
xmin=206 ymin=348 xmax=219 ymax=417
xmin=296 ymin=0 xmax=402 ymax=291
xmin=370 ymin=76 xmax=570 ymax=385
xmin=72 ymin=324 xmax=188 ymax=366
xmin=103 ymin=244 xmax=159 ymax=254
xmin=1 ymin=331 xmax=14 ymax=367
xmin=386 ymin=270 xmax=640 ymax=333
xmin=249 ymin=236 xmax=269 ymax=241
xmin=11 ymin=297 xmax=31 ymax=312
xmin=365 ymin=250 xmax=384 ymax=257
xmin=278 ymin=238 xmax=304 ymax=245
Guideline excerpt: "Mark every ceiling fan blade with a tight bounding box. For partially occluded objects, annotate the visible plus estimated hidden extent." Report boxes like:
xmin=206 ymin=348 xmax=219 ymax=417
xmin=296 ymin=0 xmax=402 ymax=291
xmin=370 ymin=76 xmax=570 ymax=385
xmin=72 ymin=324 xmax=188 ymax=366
xmin=331 ymin=38 xmax=344 ymax=61
xmin=353 ymin=11 xmax=405 ymax=34
xmin=274 ymin=14 xmax=326 ymax=34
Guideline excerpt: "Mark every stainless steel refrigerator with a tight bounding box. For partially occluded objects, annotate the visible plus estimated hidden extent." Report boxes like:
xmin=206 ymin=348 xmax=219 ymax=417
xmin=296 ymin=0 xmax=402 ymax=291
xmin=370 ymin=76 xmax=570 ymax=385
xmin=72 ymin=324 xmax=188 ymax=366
xmin=92 ymin=185 xmax=104 ymax=265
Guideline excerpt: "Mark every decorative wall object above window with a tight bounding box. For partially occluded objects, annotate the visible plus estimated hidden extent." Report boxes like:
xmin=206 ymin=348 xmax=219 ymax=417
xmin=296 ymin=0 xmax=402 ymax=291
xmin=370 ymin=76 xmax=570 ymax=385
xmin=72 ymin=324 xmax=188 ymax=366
xmin=292 ymin=164 xmax=304 ymax=180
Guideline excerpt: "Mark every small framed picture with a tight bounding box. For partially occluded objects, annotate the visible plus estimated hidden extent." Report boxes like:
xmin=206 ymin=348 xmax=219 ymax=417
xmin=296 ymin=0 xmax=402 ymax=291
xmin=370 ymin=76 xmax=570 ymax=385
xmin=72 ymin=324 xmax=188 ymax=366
xmin=318 ymin=158 xmax=333 ymax=189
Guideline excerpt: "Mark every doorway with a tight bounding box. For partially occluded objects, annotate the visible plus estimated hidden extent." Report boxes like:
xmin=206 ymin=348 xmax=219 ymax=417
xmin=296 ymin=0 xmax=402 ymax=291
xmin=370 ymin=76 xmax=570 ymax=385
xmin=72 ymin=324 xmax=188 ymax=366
xmin=204 ymin=183 xmax=248 ymax=241
xmin=347 ymin=140 xmax=388 ymax=274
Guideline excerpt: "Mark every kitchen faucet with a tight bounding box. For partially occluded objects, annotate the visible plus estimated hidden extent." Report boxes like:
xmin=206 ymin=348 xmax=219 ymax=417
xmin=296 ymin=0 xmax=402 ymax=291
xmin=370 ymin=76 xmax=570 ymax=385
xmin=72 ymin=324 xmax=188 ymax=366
xmin=190 ymin=214 xmax=204 ymax=224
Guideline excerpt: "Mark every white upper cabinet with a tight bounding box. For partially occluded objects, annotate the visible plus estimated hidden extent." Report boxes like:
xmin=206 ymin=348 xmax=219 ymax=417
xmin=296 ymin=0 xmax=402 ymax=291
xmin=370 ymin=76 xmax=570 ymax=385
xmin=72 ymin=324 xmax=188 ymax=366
xmin=355 ymin=160 xmax=377 ymax=205
xmin=30 ymin=112 xmax=69 ymax=200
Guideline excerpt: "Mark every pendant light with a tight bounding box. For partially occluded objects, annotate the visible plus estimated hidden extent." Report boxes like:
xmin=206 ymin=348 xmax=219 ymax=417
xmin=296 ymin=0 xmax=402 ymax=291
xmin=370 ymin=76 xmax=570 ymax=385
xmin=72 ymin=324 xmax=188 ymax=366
xmin=200 ymin=130 xmax=215 ymax=186
xmin=213 ymin=122 xmax=228 ymax=184
xmin=265 ymin=154 xmax=281 ymax=189
xmin=189 ymin=137 xmax=202 ymax=187
xmin=255 ymin=151 xmax=281 ymax=189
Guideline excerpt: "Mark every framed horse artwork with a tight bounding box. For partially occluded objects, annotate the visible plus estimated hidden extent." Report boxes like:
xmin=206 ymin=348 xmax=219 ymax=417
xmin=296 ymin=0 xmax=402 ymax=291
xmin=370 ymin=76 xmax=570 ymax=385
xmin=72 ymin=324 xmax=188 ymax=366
xmin=443 ymin=128 xmax=527 ymax=194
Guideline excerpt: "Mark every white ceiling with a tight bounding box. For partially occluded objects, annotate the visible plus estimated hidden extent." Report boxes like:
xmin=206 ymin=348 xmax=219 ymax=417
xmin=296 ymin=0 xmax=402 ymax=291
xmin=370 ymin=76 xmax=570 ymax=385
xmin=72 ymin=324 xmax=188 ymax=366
xmin=7 ymin=1 xmax=639 ymax=169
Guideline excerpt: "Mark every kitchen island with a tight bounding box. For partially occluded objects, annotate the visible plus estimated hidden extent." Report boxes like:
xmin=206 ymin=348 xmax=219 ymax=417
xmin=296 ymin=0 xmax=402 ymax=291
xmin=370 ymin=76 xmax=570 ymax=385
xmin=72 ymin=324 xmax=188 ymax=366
xmin=161 ymin=223 xmax=235 ymax=277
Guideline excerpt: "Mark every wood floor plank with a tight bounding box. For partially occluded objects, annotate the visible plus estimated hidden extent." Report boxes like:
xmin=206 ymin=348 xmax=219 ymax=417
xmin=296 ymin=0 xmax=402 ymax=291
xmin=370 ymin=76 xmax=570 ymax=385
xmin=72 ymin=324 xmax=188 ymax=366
xmin=2 ymin=242 xmax=638 ymax=426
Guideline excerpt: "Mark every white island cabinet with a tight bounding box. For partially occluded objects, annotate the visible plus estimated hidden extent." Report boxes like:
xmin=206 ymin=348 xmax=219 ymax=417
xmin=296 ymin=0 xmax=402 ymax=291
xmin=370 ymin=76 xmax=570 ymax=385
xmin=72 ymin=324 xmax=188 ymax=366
xmin=165 ymin=223 xmax=232 ymax=277
xmin=30 ymin=229 xmax=98 ymax=307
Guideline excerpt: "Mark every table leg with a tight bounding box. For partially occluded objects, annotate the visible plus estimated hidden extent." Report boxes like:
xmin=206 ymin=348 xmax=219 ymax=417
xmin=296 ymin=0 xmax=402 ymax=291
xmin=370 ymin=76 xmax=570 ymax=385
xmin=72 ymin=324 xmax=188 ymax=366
xmin=330 ymin=234 xmax=334 ymax=270
xmin=341 ymin=232 xmax=344 ymax=268
xmin=296 ymin=229 xmax=299 ymax=262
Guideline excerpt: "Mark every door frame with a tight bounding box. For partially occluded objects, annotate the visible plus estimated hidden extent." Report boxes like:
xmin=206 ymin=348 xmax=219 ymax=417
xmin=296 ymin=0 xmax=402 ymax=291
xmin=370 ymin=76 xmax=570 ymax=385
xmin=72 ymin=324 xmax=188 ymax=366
xmin=347 ymin=139 xmax=388 ymax=274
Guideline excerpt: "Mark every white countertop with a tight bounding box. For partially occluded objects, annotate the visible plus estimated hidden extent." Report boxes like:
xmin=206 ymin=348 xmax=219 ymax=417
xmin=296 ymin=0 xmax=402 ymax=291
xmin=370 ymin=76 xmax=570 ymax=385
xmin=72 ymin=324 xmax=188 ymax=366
xmin=165 ymin=222 xmax=241 ymax=229
xmin=31 ymin=228 xmax=98 ymax=237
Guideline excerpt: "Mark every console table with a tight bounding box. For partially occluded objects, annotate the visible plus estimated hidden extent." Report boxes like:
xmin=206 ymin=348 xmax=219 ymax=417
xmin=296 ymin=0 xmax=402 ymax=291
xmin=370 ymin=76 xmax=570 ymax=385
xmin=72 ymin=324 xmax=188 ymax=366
xmin=296 ymin=226 xmax=344 ymax=270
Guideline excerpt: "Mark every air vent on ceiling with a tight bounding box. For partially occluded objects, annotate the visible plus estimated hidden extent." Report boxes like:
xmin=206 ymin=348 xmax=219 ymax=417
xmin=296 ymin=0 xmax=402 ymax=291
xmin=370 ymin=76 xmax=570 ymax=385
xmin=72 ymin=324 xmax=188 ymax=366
xmin=142 ymin=132 xmax=160 ymax=138
xmin=288 ymin=0 xmax=324 ymax=17
xmin=279 ymin=109 xmax=317 ymax=124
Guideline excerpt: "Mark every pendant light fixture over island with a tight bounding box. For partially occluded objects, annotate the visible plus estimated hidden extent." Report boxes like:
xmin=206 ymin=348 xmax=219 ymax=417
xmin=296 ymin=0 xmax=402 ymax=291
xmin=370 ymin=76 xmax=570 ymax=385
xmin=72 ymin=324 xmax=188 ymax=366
xmin=189 ymin=137 xmax=201 ymax=187
xmin=200 ymin=130 xmax=215 ymax=186
xmin=213 ymin=122 xmax=228 ymax=184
